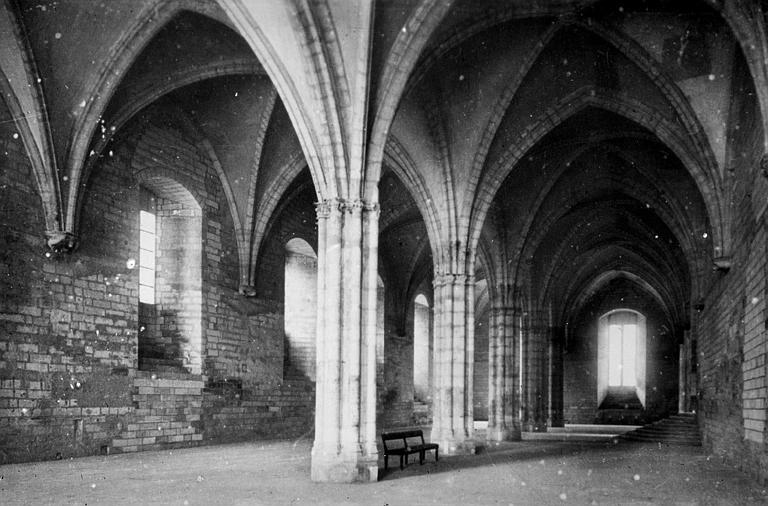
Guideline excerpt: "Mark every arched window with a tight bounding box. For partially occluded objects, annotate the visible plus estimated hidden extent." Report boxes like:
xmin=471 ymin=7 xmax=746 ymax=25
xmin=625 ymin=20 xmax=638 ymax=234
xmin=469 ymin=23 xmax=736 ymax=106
xmin=137 ymin=179 xmax=202 ymax=374
xmin=597 ymin=309 xmax=647 ymax=408
xmin=284 ymin=238 xmax=317 ymax=380
xmin=413 ymin=293 xmax=431 ymax=402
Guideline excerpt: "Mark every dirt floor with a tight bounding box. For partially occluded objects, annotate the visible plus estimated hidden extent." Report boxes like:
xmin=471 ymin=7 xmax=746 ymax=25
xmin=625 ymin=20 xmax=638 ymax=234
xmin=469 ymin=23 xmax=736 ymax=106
xmin=1 ymin=439 xmax=765 ymax=505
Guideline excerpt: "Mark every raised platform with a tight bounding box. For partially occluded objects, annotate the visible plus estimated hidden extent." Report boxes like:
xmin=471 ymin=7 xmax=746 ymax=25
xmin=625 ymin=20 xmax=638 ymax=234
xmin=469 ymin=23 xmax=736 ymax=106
xmin=522 ymin=423 xmax=641 ymax=442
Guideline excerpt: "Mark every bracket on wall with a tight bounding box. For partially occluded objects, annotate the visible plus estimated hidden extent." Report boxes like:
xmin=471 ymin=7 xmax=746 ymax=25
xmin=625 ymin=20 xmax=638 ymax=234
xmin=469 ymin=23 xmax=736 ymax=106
xmin=46 ymin=231 xmax=77 ymax=253
xmin=712 ymin=256 xmax=732 ymax=272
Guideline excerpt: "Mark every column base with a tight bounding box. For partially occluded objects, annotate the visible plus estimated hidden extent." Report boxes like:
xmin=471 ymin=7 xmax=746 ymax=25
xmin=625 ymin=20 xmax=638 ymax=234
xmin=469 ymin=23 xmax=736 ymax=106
xmin=487 ymin=425 xmax=521 ymax=442
xmin=310 ymin=445 xmax=379 ymax=483
xmin=433 ymin=437 xmax=477 ymax=456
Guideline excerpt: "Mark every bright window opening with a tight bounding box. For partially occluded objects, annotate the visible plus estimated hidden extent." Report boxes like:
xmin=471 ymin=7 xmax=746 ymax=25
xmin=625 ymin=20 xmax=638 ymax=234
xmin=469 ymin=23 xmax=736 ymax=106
xmin=597 ymin=310 xmax=647 ymax=407
xmin=608 ymin=322 xmax=637 ymax=386
xmin=139 ymin=210 xmax=156 ymax=304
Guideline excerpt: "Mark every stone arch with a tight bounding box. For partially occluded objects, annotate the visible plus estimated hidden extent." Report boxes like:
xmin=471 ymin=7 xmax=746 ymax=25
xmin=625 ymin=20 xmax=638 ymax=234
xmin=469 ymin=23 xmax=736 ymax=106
xmin=462 ymin=18 xmax=722 ymax=231
xmin=136 ymin=172 xmax=202 ymax=214
xmin=363 ymin=0 xmax=455 ymax=199
xmin=0 ymin=2 xmax=61 ymax=239
xmin=566 ymin=271 xmax=670 ymax=330
xmin=703 ymin=0 xmax=768 ymax=153
xmin=64 ymin=1 xmax=232 ymax=234
xmin=217 ymin=0 xmax=334 ymax=200
xmin=248 ymin=153 xmax=309 ymax=289
xmin=383 ymin=136 xmax=444 ymax=272
xmin=74 ymin=60 xmax=265 ymax=216
xmin=469 ymin=88 xmax=727 ymax=269
xmin=532 ymin=203 xmax=688 ymax=315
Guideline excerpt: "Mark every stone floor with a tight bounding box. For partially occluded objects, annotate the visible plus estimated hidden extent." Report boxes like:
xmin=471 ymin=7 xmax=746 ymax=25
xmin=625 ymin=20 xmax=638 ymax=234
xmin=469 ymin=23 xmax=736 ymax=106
xmin=0 ymin=439 xmax=765 ymax=505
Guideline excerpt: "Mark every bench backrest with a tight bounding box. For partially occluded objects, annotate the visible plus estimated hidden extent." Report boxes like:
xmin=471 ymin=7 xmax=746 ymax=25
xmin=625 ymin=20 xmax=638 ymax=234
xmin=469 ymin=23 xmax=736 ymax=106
xmin=381 ymin=430 xmax=425 ymax=450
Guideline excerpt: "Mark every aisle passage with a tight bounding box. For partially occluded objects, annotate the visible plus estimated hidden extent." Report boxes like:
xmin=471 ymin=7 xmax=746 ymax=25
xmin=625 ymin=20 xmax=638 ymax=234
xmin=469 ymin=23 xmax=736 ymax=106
xmin=1 ymin=440 xmax=764 ymax=505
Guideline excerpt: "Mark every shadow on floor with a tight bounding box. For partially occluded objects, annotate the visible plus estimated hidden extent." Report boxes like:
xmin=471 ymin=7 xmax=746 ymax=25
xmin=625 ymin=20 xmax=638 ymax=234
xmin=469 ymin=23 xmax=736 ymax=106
xmin=376 ymin=439 xmax=696 ymax=481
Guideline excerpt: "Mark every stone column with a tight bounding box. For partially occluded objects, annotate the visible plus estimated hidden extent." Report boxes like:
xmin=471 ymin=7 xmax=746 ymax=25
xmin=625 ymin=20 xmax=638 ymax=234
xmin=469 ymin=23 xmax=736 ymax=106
xmin=522 ymin=308 xmax=549 ymax=432
xmin=311 ymin=199 xmax=379 ymax=483
xmin=431 ymin=272 xmax=476 ymax=455
xmin=487 ymin=304 xmax=521 ymax=441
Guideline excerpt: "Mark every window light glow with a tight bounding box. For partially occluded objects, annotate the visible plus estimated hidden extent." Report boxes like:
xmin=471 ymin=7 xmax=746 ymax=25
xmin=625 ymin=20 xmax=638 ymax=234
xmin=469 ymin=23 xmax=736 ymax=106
xmin=609 ymin=322 xmax=637 ymax=387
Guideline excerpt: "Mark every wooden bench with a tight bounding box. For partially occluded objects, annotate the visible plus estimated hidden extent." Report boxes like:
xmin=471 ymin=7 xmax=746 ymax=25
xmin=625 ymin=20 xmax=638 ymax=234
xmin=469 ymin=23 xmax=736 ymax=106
xmin=381 ymin=429 xmax=439 ymax=470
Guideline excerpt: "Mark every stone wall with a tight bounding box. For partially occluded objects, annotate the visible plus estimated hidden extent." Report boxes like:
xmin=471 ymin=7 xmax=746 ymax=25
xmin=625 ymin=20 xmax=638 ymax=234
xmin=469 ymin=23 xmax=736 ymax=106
xmin=0 ymin=102 xmax=313 ymax=464
xmin=563 ymin=282 xmax=678 ymax=425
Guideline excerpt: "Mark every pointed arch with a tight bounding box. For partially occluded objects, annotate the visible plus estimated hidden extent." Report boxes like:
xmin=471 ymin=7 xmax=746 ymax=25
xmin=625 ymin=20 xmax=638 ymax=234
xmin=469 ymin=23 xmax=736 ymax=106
xmin=248 ymin=153 xmax=309 ymax=288
xmin=0 ymin=1 xmax=60 ymax=240
xmin=468 ymin=88 xmax=727 ymax=271
xmin=364 ymin=0 xmax=455 ymax=198
xmin=464 ymin=20 xmax=724 ymax=268
xmin=64 ymin=1 xmax=233 ymax=235
xmin=69 ymin=60 xmax=266 ymax=237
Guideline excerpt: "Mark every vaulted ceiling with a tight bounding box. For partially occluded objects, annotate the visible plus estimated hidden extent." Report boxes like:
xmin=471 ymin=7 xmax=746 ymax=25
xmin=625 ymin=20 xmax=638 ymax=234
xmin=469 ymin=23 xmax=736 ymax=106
xmin=3 ymin=0 xmax=766 ymax=333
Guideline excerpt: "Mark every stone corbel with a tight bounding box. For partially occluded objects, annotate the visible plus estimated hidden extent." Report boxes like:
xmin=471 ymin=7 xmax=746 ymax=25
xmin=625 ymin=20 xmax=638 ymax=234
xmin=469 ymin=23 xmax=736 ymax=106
xmin=712 ymin=256 xmax=732 ymax=271
xmin=45 ymin=230 xmax=77 ymax=253
xmin=238 ymin=284 xmax=257 ymax=297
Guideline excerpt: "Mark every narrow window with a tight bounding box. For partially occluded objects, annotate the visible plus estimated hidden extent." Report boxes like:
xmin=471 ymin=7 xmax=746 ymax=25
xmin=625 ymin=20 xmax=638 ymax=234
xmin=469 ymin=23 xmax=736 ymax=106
xmin=413 ymin=294 xmax=431 ymax=402
xmin=138 ymin=210 xmax=156 ymax=304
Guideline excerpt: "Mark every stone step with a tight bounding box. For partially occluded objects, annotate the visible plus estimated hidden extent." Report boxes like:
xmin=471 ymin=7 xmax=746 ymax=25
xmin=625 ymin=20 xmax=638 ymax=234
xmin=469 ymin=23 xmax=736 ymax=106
xmin=620 ymin=414 xmax=701 ymax=446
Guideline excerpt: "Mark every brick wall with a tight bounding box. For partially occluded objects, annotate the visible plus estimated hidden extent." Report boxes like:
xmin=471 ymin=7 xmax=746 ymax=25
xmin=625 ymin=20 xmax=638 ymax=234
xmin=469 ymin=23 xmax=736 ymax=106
xmin=1 ymin=100 xmax=137 ymax=462
xmin=695 ymin=53 xmax=768 ymax=482
xmin=0 ymin=100 xmax=314 ymax=463
xmin=111 ymin=372 xmax=203 ymax=453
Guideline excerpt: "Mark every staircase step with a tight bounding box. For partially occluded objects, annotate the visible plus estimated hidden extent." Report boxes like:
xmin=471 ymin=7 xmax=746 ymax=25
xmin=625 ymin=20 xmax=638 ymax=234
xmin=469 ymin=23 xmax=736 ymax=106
xmin=619 ymin=414 xmax=701 ymax=446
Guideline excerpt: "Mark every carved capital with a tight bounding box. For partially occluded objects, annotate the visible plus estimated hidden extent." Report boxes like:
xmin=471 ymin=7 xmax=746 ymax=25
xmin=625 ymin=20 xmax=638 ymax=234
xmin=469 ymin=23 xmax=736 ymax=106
xmin=45 ymin=231 xmax=77 ymax=253
xmin=315 ymin=200 xmax=333 ymax=219
xmin=316 ymin=198 xmax=380 ymax=218
xmin=340 ymin=199 xmax=364 ymax=214
xmin=433 ymin=271 xmax=474 ymax=288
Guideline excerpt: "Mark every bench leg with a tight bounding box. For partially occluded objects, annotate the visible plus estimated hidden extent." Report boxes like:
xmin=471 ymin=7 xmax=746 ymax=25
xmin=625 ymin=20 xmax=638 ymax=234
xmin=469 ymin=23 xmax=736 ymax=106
xmin=384 ymin=455 xmax=388 ymax=470
xmin=399 ymin=455 xmax=404 ymax=470
xmin=419 ymin=451 xmax=425 ymax=465
xmin=435 ymin=448 xmax=439 ymax=462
